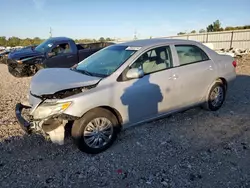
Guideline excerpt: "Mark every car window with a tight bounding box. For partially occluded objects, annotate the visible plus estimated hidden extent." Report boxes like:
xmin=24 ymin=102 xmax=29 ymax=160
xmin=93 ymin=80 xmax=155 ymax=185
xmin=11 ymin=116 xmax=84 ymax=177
xmin=131 ymin=46 xmax=173 ymax=74
xmin=175 ymin=45 xmax=209 ymax=66
xmin=82 ymin=42 xmax=104 ymax=50
xmin=35 ymin=39 xmax=54 ymax=53
xmin=51 ymin=43 xmax=72 ymax=55
xmin=76 ymin=45 xmax=137 ymax=77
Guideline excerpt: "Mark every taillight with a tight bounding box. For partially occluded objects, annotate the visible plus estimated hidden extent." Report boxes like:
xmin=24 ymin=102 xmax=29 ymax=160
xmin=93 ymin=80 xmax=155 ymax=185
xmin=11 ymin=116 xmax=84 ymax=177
xmin=232 ymin=60 xmax=237 ymax=68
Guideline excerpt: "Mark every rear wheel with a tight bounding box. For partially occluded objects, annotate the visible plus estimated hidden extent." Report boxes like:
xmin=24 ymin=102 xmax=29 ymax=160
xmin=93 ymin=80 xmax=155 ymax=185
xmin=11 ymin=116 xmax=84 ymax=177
xmin=203 ymin=82 xmax=226 ymax=111
xmin=71 ymin=108 xmax=120 ymax=154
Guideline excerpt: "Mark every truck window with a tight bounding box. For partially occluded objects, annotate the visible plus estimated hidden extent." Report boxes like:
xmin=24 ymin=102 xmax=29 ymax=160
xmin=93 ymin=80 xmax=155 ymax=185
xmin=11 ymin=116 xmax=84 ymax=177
xmin=51 ymin=43 xmax=72 ymax=55
xmin=35 ymin=39 xmax=54 ymax=53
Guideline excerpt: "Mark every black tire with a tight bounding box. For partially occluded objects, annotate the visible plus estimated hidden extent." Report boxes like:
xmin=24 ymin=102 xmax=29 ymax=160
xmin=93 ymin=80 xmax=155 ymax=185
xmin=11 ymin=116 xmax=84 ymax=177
xmin=71 ymin=108 xmax=120 ymax=154
xmin=8 ymin=65 xmax=23 ymax=77
xmin=203 ymin=81 xmax=226 ymax=111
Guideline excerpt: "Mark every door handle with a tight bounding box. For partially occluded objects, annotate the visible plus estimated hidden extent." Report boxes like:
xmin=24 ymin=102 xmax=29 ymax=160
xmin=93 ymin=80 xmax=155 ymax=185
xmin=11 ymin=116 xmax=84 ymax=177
xmin=169 ymin=74 xmax=179 ymax=80
xmin=172 ymin=74 xmax=178 ymax=80
xmin=207 ymin=65 xmax=213 ymax=70
xmin=67 ymin=55 xmax=73 ymax=58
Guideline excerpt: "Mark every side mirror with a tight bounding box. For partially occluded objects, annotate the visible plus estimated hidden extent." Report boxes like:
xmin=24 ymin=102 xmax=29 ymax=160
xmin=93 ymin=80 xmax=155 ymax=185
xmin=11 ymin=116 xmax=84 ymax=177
xmin=126 ymin=68 xmax=144 ymax=79
xmin=47 ymin=52 xmax=56 ymax=58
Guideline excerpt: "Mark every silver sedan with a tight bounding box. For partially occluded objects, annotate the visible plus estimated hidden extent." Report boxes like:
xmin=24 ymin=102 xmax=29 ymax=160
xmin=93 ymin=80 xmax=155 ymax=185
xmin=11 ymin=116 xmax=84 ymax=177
xmin=15 ymin=38 xmax=237 ymax=154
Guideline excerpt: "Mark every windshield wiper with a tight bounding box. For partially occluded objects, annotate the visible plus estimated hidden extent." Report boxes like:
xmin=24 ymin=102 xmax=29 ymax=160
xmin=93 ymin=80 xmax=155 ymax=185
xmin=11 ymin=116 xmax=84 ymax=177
xmin=91 ymin=72 xmax=108 ymax=78
xmin=72 ymin=68 xmax=108 ymax=78
xmin=73 ymin=69 xmax=93 ymax=76
xmin=81 ymin=70 xmax=94 ymax=76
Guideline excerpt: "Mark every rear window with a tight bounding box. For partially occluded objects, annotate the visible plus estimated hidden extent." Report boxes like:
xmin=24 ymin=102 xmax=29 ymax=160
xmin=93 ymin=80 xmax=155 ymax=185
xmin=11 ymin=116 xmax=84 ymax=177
xmin=81 ymin=42 xmax=114 ymax=50
xmin=175 ymin=45 xmax=209 ymax=66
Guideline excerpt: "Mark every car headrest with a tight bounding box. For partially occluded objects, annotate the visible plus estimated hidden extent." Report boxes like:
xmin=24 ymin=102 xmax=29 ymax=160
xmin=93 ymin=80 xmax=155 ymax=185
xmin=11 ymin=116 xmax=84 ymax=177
xmin=160 ymin=51 xmax=167 ymax=60
xmin=138 ymin=53 xmax=149 ymax=61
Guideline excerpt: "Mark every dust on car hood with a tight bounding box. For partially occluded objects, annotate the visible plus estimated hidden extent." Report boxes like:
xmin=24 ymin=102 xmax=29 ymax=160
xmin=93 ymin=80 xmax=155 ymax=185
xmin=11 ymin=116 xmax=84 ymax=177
xmin=30 ymin=68 xmax=102 ymax=96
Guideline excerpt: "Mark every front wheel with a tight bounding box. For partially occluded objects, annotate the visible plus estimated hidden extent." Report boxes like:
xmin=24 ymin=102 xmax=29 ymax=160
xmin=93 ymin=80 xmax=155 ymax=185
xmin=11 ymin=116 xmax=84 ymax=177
xmin=203 ymin=82 xmax=226 ymax=111
xmin=71 ymin=108 xmax=120 ymax=154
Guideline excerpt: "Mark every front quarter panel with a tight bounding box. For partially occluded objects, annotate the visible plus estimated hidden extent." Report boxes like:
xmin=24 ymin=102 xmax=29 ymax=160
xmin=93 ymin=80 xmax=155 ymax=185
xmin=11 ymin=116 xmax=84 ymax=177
xmin=61 ymin=80 xmax=118 ymax=118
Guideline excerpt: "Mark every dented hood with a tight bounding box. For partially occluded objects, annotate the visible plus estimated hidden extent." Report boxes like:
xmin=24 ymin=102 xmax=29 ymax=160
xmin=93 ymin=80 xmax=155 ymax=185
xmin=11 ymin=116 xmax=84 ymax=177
xmin=30 ymin=68 xmax=102 ymax=96
xmin=8 ymin=47 xmax=43 ymax=60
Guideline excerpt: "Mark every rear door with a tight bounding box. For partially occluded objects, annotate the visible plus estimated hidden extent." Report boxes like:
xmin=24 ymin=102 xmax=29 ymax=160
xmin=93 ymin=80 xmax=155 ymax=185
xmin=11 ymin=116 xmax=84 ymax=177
xmin=171 ymin=44 xmax=216 ymax=107
xmin=118 ymin=45 xmax=179 ymax=123
xmin=45 ymin=42 xmax=78 ymax=68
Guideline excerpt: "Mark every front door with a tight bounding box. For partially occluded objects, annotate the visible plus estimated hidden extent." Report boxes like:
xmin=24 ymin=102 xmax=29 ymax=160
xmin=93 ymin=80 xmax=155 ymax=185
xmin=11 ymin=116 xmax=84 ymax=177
xmin=118 ymin=45 xmax=178 ymax=124
xmin=45 ymin=42 xmax=78 ymax=68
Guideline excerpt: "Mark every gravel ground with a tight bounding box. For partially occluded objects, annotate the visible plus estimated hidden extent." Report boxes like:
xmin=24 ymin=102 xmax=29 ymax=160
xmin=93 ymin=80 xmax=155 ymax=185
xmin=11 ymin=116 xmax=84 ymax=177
xmin=1 ymin=55 xmax=250 ymax=188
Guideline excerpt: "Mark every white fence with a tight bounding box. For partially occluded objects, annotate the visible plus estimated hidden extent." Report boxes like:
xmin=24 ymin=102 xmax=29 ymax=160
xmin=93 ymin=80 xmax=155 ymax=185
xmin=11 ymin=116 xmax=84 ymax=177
xmin=158 ymin=29 xmax=250 ymax=50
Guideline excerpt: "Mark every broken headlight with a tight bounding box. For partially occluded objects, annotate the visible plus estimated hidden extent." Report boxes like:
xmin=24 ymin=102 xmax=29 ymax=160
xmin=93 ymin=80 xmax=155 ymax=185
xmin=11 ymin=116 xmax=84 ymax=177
xmin=33 ymin=101 xmax=72 ymax=119
xmin=40 ymin=84 xmax=98 ymax=100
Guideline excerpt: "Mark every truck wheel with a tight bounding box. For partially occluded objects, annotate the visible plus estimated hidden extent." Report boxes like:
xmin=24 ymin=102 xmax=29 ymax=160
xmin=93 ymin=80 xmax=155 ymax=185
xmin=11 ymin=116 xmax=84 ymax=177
xmin=29 ymin=64 xmax=43 ymax=76
xmin=8 ymin=65 xmax=23 ymax=77
xmin=71 ymin=108 xmax=120 ymax=154
xmin=203 ymin=82 xmax=226 ymax=111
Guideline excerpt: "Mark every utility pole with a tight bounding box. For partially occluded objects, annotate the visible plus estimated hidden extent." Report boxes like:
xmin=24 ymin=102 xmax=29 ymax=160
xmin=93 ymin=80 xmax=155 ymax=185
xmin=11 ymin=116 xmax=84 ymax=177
xmin=49 ymin=27 xmax=52 ymax=38
xmin=134 ymin=29 xmax=137 ymax=40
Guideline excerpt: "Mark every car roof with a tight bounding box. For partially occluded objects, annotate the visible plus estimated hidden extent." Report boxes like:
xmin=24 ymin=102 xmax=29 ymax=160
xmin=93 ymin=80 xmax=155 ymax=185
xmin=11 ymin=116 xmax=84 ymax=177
xmin=118 ymin=38 xmax=198 ymax=47
xmin=49 ymin=37 xmax=73 ymax=42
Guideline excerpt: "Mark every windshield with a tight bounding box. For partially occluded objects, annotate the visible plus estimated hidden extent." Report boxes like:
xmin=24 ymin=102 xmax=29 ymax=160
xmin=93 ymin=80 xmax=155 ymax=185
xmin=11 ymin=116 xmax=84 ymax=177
xmin=75 ymin=45 xmax=137 ymax=77
xmin=35 ymin=39 xmax=54 ymax=53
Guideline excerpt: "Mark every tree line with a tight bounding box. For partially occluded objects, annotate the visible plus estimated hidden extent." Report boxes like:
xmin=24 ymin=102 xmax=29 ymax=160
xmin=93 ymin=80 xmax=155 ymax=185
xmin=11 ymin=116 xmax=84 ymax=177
xmin=0 ymin=37 xmax=115 ymax=47
xmin=2 ymin=20 xmax=249 ymax=46
xmin=177 ymin=20 xmax=250 ymax=35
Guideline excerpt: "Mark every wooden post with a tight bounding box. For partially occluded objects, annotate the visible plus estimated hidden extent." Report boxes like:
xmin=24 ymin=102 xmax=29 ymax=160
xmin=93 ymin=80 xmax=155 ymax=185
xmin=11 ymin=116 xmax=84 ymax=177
xmin=230 ymin=31 xmax=234 ymax=49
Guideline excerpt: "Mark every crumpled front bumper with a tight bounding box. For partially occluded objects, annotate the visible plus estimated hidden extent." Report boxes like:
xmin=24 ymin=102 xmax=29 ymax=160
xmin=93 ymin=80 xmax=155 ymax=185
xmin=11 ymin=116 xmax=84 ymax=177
xmin=15 ymin=102 xmax=79 ymax=134
xmin=15 ymin=102 xmax=79 ymax=145
xmin=15 ymin=103 xmax=32 ymax=133
xmin=7 ymin=59 xmax=39 ymax=77
xmin=0 ymin=55 xmax=8 ymax=64
xmin=7 ymin=59 xmax=28 ymax=77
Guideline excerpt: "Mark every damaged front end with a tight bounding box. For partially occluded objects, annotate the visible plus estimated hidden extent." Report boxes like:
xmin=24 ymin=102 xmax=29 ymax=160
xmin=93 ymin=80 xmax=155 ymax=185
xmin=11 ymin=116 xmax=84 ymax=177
xmin=7 ymin=56 xmax=45 ymax=77
xmin=15 ymin=101 xmax=76 ymax=145
xmin=0 ymin=54 xmax=8 ymax=64
xmin=15 ymin=84 xmax=97 ymax=145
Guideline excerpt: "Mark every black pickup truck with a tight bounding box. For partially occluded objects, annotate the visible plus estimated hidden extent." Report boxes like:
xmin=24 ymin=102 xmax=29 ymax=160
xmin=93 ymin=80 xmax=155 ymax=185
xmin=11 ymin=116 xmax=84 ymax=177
xmin=7 ymin=37 xmax=114 ymax=77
